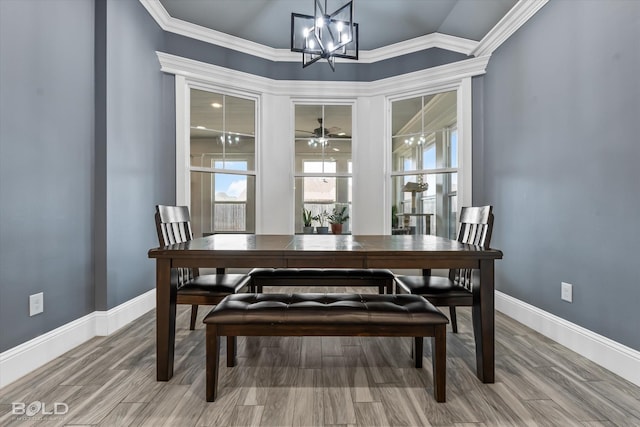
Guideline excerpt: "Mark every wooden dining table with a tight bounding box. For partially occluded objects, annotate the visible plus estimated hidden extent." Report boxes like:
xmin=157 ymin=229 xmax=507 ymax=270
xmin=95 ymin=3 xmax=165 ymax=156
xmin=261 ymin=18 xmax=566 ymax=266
xmin=148 ymin=234 xmax=503 ymax=383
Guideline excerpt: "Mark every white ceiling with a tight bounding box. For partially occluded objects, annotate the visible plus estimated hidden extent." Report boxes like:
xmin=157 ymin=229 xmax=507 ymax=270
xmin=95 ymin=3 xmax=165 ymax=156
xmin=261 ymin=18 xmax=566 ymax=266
xmin=157 ymin=0 xmax=519 ymax=51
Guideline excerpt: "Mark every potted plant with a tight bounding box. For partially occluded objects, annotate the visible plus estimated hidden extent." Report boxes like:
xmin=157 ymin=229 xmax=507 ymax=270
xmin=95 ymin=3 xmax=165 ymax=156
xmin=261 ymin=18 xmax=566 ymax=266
xmin=302 ymin=208 xmax=314 ymax=234
xmin=391 ymin=204 xmax=399 ymax=229
xmin=314 ymin=210 xmax=329 ymax=234
xmin=328 ymin=206 xmax=349 ymax=235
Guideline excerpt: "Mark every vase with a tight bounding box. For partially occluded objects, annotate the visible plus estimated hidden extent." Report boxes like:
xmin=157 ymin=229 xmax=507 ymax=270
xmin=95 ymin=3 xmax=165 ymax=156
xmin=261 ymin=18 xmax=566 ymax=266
xmin=316 ymin=226 xmax=329 ymax=234
xmin=330 ymin=223 xmax=343 ymax=235
xmin=303 ymin=226 xmax=314 ymax=234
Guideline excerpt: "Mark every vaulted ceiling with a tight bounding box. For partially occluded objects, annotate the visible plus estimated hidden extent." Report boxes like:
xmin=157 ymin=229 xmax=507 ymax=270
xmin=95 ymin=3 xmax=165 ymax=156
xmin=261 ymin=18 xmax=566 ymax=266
xmin=158 ymin=0 xmax=518 ymax=51
xmin=144 ymin=0 xmax=548 ymax=61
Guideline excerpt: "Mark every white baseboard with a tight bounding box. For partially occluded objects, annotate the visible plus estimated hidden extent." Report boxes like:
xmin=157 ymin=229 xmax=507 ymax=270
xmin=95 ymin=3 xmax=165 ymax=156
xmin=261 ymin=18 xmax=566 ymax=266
xmin=496 ymin=290 xmax=640 ymax=387
xmin=4 ymin=290 xmax=638 ymax=390
xmin=0 ymin=289 xmax=155 ymax=388
xmin=94 ymin=289 xmax=156 ymax=336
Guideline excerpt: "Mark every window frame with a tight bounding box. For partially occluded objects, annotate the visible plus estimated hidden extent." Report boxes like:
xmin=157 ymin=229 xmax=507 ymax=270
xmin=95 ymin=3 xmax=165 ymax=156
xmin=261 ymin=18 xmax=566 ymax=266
xmin=167 ymin=53 xmax=482 ymax=235
xmin=176 ymin=79 xmax=260 ymax=234
xmin=292 ymin=100 xmax=355 ymax=233
xmin=385 ymin=78 xmax=472 ymax=234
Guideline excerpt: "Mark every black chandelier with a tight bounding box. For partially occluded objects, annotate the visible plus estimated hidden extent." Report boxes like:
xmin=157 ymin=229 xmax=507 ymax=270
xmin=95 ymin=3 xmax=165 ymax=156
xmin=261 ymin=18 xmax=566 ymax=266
xmin=290 ymin=0 xmax=359 ymax=71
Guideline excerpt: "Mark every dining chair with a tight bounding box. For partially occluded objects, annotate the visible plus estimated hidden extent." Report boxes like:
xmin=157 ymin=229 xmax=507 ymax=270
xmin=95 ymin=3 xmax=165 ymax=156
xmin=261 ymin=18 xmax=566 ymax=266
xmin=154 ymin=205 xmax=251 ymax=330
xmin=394 ymin=205 xmax=494 ymax=333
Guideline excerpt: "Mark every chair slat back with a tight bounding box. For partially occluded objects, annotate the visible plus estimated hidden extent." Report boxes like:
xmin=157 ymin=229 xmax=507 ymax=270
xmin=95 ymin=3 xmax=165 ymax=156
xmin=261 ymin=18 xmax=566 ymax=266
xmin=155 ymin=205 xmax=197 ymax=286
xmin=452 ymin=205 xmax=494 ymax=290
xmin=457 ymin=205 xmax=493 ymax=248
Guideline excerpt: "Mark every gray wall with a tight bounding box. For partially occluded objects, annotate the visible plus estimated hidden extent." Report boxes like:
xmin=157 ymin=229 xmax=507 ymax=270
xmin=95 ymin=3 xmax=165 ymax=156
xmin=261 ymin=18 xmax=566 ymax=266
xmin=164 ymin=32 xmax=467 ymax=82
xmin=0 ymin=0 xmax=174 ymax=352
xmin=0 ymin=0 xmax=95 ymax=351
xmin=99 ymin=0 xmax=174 ymax=310
xmin=474 ymin=0 xmax=640 ymax=351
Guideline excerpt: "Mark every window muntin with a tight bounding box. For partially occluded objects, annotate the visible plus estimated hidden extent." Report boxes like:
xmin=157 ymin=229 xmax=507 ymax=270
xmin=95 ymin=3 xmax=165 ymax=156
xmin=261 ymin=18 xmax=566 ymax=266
xmin=391 ymin=91 xmax=458 ymax=238
xmin=189 ymin=88 xmax=256 ymax=236
xmin=294 ymin=104 xmax=353 ymax=233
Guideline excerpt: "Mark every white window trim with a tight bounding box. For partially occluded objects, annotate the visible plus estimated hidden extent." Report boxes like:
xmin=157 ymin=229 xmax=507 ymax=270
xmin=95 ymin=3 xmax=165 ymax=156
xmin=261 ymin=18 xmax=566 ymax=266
xmin=166 ymin=52 xmax=486 ymax=234
xmin=175 ymin=77 xmax=260 ymax=210
xmin=384 ymin=77 xmax=472 ymax=232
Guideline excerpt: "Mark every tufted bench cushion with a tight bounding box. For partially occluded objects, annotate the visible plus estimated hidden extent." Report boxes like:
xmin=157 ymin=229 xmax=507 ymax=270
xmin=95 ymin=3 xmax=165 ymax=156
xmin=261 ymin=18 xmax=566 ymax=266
xmin=248 ymin=268 xmax=395 ymax=294
xmin=203 ymin=293 xmax=448 ymax=403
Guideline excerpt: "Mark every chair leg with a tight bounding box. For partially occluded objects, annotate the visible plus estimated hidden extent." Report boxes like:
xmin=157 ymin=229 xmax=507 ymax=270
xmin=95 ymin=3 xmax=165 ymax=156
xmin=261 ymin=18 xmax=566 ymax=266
xmin=449 ymin=306 xmax=458 ymax=333
xmin=414 ymin=337 xmax=423 ymax=368
xmin=190 ymin=305 xmax=198 ymax=330
xmin=226 ymin=336 xmax=236 ymax=367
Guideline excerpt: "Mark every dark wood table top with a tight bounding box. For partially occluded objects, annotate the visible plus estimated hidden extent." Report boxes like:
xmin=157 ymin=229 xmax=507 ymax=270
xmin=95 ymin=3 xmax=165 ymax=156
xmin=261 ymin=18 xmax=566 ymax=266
xmin=148 ymin=234 xmax=503 ymax=269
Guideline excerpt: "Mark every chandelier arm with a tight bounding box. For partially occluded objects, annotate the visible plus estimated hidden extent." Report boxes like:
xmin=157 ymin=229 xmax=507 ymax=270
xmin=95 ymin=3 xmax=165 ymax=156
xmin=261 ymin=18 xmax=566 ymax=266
xmin=292 ymin=0 xmax=358 ymax=71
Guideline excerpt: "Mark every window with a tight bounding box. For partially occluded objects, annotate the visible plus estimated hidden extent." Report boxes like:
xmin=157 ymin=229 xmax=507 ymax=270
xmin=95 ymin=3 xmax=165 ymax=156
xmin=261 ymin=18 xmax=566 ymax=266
xmin=189 ymin=88 xmax=256 ymax=236
xmin=294 ymin=103 xmax=352 ymax=233
xmin=390 ymin=91 xmax=458 ymax=238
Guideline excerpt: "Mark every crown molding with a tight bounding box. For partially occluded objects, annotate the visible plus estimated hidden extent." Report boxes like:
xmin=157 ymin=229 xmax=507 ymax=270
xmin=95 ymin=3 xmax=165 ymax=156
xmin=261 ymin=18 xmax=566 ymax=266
xmin=139 ymin=0 xmax=549 ymax=64
xmin=142 ymin=0 xmax=546 ymax=62
xmin=368 ymin=55 xmax=489 ymax=97
xmin=141 ymin=0 xmax=481 ymax=63
xmin=360 ymin=33 xmax=477 ymax=63
xmin=473 ymin=0 xmax=549 ymax=57
xmin=156 ymin=51 xmax=489 ymax=98
xmin=139 ymin=0 xmax=288 ymax=61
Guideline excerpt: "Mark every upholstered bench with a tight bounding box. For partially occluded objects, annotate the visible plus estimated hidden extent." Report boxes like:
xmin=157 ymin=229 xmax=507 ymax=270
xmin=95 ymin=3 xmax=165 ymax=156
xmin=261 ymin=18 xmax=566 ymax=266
xmin=203 ymin=293 xmax=448 ymax=402
xmin=248 ymin=268 xmax=395 ymax=294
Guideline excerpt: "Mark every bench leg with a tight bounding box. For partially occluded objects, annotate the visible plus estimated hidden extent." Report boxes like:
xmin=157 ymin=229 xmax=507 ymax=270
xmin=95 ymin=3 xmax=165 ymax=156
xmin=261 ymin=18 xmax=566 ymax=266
xmin=227 ymin=336 xmax=236 ymax=367
xmin=432 ymin=326 xmax=446 ymax=402
xmin=449 ymin=306 xmax=458 ymax=333
xmin=206 ymin=325 xmax=220 ymax=402
xmin=414 ymin=337 xmax=423 ymax=368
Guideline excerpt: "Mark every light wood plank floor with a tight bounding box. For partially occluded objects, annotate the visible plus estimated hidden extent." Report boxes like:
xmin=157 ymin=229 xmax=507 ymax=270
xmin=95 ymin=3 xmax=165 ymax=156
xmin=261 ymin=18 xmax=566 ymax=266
xmin=1 ymin=287 xmax=639 ymax=426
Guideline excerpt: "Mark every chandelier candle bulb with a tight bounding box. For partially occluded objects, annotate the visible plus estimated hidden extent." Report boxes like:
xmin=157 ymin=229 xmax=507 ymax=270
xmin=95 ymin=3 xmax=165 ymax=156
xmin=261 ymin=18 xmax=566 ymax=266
xmin=291 ymin=0 xmax=359 ymax=71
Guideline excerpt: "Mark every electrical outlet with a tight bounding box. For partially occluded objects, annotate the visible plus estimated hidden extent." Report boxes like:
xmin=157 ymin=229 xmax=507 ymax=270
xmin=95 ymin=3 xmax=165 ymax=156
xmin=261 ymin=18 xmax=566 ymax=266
xmin=561 ymin=282 xmax=573 ymax=303
xmin=29 ymin=292 xmax=44 ymax=316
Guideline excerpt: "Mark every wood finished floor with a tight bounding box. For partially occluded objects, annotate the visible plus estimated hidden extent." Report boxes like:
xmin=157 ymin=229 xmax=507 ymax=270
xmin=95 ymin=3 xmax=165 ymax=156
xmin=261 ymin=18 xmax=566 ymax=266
xmin=1 ymin=287 xmax=639 ymax=427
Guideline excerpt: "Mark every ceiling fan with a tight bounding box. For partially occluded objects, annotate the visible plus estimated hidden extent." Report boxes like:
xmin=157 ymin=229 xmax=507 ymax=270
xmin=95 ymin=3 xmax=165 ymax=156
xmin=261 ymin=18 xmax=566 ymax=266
xmin=297 ymin=118 xmax=349 ymax=141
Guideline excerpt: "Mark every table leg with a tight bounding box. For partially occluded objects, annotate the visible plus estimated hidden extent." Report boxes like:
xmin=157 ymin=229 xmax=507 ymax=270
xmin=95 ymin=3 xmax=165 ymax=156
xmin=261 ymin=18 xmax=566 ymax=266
xmin=472 ymin=259 xmax=495 ymax=383
xmin=156 ymin=258 xmax=176 ymax=381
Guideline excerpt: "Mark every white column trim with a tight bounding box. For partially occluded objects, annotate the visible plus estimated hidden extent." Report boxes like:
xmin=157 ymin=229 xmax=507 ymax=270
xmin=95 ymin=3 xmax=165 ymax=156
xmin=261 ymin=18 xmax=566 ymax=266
xmin=175 ymin=75 xmax=189 ymax=206
xmin=458 ymin=77 xmax=473 ymax=207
